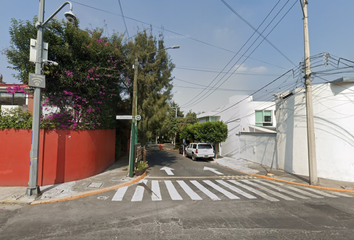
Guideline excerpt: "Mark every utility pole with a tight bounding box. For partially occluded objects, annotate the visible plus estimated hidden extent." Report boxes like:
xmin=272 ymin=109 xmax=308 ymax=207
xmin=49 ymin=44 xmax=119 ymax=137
xmin=129 ymin=57 xmax=138 ymax=177
xmin=301 ymin=0 xmax=318 ymax=185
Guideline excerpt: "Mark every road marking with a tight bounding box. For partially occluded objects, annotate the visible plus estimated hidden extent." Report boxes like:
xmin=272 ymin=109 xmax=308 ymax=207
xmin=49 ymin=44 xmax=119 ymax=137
xmin=190 ymin=180 xmax=220 ymax=200
xmin=228 ymin=180 xmax=279 ymax=202
xmin=151 ymin=180 xmax=162 ymax=201
xmin=203 ymin=180 xmax=239 ymax=199
xmin=241 ymin=180 xmax=294 ymax=201
xmin=216 ymin=180 xmax=257 ymax=199
xmin=298 ymin=187 xmax=338 ymax=198
xmin=203 ymin=166 xmax=224 ymax=175
xmin=131 ymin=180 xmax=147 ymax=202
xmin=160 ymin=166 xmax=175 ymax=175
xmin=165 ymin=180 xmax=183 ymax=200
xmin=284 ymin=186 xmax=323 ymax=198
xmin=112 ymin=186 xmax=128 ymax=201
xmin=255 ymin=180 xmax=310 ymax=199
xmin=328 ymin=191 xmax=352 ymax=197
xmin=177 ymin=180 xmax=202 ymax=200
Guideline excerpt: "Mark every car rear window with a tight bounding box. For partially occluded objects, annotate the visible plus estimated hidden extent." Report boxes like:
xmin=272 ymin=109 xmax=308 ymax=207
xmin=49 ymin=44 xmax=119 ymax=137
xmin=198 ymin=144 xmax=212 ymax=149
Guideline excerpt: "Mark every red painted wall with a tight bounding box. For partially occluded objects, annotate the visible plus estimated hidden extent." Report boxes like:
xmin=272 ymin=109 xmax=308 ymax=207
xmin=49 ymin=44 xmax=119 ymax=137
xmin=0 ymin=129 xmax=116 ymax=186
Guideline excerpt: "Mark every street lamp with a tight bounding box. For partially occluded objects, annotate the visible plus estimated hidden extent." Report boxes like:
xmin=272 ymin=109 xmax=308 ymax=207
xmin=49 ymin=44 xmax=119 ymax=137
xmin=26 ymin=0 xmax=76 ymax=196
xmin=128 ymin=45 xmax=180 ymax=177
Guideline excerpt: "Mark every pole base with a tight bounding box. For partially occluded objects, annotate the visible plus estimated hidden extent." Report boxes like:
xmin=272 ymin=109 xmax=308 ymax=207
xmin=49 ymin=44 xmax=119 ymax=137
xmin=26 ymin=186 xmax=40 ymax=196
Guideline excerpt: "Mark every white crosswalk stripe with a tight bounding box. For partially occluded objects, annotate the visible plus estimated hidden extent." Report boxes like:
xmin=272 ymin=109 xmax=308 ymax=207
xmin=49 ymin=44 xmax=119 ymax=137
xmin=254 ymin=180 xmax=310 ymax=200
xmin=177 ymin=180 xmax=202 ymax=200
xmin=109 ymin=179 xmax=353 ymax=202
xmin=165 ymin=180 xmax=183 ymax=200
xmin=112 ymin=186 xmax=128 ymax=201
xmin=228 ymin=180 xmax=279 ymax=202
xmin=216 ymin=180 xmax=257 ymax=199
xmin=190 ymin=180 xmax=220 ymax=201
xmin=131 ymin=179 xmax=148 ymax=202
xmin=203 ymin=180 xmax=239 ymax=199
xmin=151 ymin=180 xmax=162 ymax=201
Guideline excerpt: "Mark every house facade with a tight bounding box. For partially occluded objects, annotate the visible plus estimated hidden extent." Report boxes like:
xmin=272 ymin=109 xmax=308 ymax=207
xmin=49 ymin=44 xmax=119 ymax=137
xmin=275 ymin=77 xmax=354 ymax=182
xmin=197 ymin=95 xmax=276 ymax=162
xmin=0 ymin=84 xmax=33 ymax=114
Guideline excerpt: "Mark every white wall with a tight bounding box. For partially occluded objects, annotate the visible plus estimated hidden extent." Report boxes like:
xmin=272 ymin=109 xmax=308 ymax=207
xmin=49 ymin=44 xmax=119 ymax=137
xmin=239 ymin=133 xmax=276 ymax=168
xmin=220 ymin=95 xmax=276 ymax=159
xmin=276 ymin=82 xmax=354 ymax=182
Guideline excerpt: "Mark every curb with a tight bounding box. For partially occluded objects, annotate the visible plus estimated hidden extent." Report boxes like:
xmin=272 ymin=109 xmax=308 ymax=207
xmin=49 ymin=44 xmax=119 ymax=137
xmin=214 ymin=161 xmax=354 ymax=193
xmin=30 ymin=171 xmax=147 ymax=205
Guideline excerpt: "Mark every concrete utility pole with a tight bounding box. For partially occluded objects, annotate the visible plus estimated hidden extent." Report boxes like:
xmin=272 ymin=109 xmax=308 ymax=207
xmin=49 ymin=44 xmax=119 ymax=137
xmin=129 ymin=57 xmax=139 ymax=178
xmin=301 ymin=0 xmax=318 ymax=185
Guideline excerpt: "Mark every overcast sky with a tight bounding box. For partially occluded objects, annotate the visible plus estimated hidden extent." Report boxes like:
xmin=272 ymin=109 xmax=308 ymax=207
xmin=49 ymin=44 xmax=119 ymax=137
xmin=1 ymin=0 xmax=354 ymax=114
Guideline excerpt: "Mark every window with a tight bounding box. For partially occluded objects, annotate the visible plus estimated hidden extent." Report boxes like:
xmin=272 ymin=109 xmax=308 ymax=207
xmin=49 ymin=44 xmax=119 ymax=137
xmin=198 ymin=144 xmax=212 ymax=149
xmin=255 ymin=110 xmax=272 ymax=126
xmin=0 ymin=92 xmax=26 ymax=106
xmin=210 ymin=116 xmax=217 ymax=122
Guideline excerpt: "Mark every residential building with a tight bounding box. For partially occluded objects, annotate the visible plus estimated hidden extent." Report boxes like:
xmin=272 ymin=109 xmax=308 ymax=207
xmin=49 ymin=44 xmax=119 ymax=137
xmin=275 ymin=77 xmax=354 ymax=182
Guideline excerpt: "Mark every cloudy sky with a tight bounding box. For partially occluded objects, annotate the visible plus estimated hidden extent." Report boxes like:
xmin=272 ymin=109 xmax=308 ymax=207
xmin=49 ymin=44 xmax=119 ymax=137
xmin=1 ymin=0 xmax=354 ymax=114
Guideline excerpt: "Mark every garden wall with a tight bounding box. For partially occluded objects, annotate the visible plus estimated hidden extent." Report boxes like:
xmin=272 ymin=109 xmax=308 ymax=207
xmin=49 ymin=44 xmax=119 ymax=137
xmin=0 ymin=129 xmax=116 ymax=186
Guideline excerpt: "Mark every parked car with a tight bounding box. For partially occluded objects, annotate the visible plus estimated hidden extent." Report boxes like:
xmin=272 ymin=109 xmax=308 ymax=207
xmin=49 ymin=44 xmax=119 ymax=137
xmin=185 ymin=143 xmax=214 ymax=161
xmin=179 ymin=143 xmax=187 ymax=154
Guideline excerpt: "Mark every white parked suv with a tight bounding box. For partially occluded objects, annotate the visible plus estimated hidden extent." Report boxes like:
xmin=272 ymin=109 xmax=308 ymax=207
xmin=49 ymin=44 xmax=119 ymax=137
xmin=185 ymin=143 xmax=214 ymax=161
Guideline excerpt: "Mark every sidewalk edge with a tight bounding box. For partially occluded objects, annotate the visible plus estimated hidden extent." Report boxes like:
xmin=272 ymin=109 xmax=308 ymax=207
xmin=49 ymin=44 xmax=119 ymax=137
xmin=214 ymin=161 xmax=354 ymax=193
xmin=30 ymin=171 xmax=147 ymax=205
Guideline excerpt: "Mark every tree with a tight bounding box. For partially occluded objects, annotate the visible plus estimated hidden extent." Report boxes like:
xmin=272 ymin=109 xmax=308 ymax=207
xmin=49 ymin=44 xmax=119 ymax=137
xmin=180 ymin=121 xmax=228 ymax=158
xmin=160 ymin=102 xmax=184 ymax=145
xmin=3 ymin=17 xmax=126 ymax=130
xmin=123 ymin=29 xmax=176 ymax=145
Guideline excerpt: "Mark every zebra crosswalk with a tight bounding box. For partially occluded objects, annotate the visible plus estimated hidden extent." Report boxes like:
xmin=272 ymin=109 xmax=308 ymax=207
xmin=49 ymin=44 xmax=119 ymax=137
xmin=110 ymin=179 xmax=352 ymax=202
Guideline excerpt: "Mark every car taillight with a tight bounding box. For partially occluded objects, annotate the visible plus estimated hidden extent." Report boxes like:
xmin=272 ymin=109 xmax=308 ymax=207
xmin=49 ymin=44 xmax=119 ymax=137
xmin=196 ymin=149 xmax=198 ymax=154
xmin=213 ymin=149 xmax=214 ymax=153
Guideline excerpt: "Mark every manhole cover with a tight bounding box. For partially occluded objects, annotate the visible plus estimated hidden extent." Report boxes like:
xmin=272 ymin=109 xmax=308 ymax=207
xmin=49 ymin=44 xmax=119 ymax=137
xmin=87 ymin=182 xmax=103 ymax=188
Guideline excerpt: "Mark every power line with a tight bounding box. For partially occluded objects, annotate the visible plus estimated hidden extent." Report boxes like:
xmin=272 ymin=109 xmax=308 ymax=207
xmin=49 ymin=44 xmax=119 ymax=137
xmin=182 ymin=0 xmax=297 ymax=108
xmin=175 ymin=66 xmax=287 ymax=76
xmin=180 ymin=0 xmax=285 ymax=108
xmin=70 ymin=0 xmax=288 ymax=70
xmin=221 ymin=0 xmax=297 ymax=66
xmin=117 ymin=0 xmax=129 ymax=39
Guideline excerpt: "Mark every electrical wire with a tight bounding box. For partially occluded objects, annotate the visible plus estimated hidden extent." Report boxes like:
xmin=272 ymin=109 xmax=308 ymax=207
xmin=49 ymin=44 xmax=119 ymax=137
xmin=180 ymin=0 xmax=288 ymax=108
xmin=70 ymin=0 xmax=288 ymax=70
xmin=117 ymin=0 xmax=129 ymax=39
xmin=221 ymin=0 xmax=297 ymax=66
xmin=182 ymin=0 xmax=298 ymax=109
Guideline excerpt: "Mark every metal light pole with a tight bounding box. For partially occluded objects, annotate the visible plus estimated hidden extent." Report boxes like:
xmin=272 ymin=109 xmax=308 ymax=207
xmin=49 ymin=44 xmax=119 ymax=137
xmin=128 ymin=46 xmax=180 ymax=177
xmin=300 ymin=0 xmax=318 ymax=185
xmin=26 ymin=0 xmax=76 ymax=196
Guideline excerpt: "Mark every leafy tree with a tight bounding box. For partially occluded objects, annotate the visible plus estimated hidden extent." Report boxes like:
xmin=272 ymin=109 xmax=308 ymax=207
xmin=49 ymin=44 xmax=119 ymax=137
xmin=180 ymin=121 xmax=228 ymax=158
xmin=3 ymin=18 xmax=127 ymax=130
xmin=160 ymin=102 xmax=184 ymax=144
xmin=123 ymin=29 xmax=176 ymax=145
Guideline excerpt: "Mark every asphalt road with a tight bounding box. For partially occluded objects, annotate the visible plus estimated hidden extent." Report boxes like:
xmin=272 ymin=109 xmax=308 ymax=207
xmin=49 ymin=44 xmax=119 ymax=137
xmin=1 ymin=149 xmax=354 ymax=240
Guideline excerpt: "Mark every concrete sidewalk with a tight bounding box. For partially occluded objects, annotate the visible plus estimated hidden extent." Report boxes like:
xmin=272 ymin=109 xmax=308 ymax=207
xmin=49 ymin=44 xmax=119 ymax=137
xmin=214 ymin=156 xmax=354 ymax=192
xmin=2 ymin=150 xmax=354 ymax=208
xmin=0 ymin=154 xmax=145 ymax=207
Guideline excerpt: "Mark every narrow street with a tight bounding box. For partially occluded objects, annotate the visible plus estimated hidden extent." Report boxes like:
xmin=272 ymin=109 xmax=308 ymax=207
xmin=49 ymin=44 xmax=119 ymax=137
xmin=1 ymin=149 xmax=354 ymax=240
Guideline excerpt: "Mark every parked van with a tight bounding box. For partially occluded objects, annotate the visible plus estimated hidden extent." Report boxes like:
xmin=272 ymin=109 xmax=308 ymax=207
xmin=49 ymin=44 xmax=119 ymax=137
xmin=185 ymin=143 xmax=214 ymax=161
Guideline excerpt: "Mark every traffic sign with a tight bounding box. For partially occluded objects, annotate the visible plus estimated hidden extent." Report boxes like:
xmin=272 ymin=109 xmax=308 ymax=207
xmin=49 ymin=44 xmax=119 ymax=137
xmin=135 ymin=115 xmax=141 ymax=121
xmin=116 ymin=115 xmax=132 ymax=120
xmin=29 ymin=73 xmax=46 ymax=88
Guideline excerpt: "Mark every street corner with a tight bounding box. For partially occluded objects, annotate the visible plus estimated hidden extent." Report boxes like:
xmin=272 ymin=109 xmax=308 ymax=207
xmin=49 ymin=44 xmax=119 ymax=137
xmin=30 ymin=170 xmax=147 ymax=205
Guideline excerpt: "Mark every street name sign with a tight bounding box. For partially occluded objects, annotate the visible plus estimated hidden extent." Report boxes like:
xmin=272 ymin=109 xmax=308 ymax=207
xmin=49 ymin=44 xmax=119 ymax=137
xmin=116 ymin=115 xmax=133 ymax=120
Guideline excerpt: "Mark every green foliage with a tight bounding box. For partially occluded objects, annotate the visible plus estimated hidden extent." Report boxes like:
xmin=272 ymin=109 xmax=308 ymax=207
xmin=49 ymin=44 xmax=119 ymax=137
xmin=180 ymin=124 xmax=196 ymax=142
xmin=0 ymin=107 xmax=32 ymax=129
xmin=125 ymin=30 xmax=175 ymax=145
xmin=136 ymin=160 xmax=148 ymax=171
xmin=194 ymin=121 xmax=228 ymax=143
xmin=180 ymin=121 xmax=228 ymax=144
